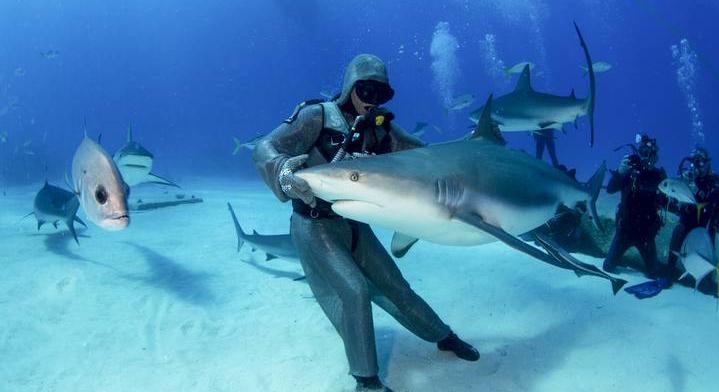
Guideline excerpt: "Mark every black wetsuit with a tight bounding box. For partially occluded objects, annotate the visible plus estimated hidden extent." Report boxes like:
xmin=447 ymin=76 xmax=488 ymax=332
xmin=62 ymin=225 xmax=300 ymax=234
xmin=603 ymin=159 xmax=667 ymax=277
xmin=667 ymin=174 xmax=719 ymax=287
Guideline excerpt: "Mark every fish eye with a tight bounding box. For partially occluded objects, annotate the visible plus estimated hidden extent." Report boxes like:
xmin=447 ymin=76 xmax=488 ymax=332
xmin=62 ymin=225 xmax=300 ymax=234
xmin=349 ymin=171 xmax=359 ymax=182
xmin=95 ymin=185 xmax=108 ymax=205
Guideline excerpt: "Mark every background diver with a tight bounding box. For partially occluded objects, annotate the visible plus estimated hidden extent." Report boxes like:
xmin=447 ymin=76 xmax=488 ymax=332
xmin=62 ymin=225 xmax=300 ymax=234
xmin=667 ymin=147 xmax=719 ymax=294
xmin=603 ymin=133 xmax=667 ymax=279
xmin=252 ymin=54 xmax=478 ymax=392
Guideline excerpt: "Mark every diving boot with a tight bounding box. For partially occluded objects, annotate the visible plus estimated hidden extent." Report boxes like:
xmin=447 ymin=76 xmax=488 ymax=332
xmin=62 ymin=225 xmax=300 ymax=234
xmin=437 ymin=331 xmax=480 ymax=361
xmin=354 ymin=375 xmax=393 ymax=392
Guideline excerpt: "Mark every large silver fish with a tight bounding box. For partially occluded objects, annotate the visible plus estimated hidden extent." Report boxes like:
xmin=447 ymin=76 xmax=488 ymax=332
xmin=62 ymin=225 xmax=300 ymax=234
xmin=72 ymin=136 xmax=130 ymax=230
xmin=659 ymin=178 xmax=697 ymax=205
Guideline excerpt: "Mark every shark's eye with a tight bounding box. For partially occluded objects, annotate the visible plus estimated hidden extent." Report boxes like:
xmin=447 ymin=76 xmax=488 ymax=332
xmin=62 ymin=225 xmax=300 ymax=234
xmin=95 ymin=185 xmax=108 ymax=205
xmin=350 ymin=172 xmax=359 ymax=182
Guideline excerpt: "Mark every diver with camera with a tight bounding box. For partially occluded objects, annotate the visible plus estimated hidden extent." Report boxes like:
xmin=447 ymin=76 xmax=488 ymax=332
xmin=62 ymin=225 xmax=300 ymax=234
xmin=603 ymin=134 xmax=667 ymax=278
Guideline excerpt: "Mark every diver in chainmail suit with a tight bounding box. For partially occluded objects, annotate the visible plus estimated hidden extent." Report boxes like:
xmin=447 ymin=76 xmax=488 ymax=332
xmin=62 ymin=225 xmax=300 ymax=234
xmin=253 ymin=54 xmax=478 ymax=392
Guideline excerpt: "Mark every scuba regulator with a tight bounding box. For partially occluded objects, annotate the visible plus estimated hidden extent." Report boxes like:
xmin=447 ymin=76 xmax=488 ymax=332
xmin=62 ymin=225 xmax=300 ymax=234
xmin=331 ymin=108 xmax=394 ymax=163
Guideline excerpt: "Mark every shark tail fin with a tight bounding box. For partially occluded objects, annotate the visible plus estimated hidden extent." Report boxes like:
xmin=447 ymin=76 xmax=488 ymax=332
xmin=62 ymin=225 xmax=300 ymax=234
xmin=584 ymin=161 xmax=607 ymax=232
xmin=227 ymin=202 xmax=246 ymax=252
xmin=233 ymin=137 xmax=242 ymax=155
xmin=574 ymin=21 xmax=595 ymax=147
xmin=127 ymin=122 xmax=133 ymax=142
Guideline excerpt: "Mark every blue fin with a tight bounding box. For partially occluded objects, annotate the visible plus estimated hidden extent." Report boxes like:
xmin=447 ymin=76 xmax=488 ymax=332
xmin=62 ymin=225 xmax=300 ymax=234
xmin=624 ymin=278 xmax=670 ymax=299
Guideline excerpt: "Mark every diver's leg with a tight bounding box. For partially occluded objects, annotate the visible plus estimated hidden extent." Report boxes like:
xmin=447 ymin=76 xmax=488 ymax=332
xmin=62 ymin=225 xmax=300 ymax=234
xmin=636 ymin=238 xmax=660 ymax=279
xmin=352 ymin=223 xmax=478 ymax=361
xmin=534 ymin=133 xmax=545 ymax=160
xmin=290 ymin=214 xmax=379 ymax=377
xmin=545 ymin=132 xmax=560 ymax=167
xmin=351 ymin=223 xmax=450 ymax=342
xmin=603 ymin=228 xmax=629 ymax=273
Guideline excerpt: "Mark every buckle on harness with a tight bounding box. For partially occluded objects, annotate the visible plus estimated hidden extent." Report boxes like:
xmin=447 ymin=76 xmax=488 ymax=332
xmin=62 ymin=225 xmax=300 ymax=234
xmin=310 ymin=209 xmax=320 ymax=219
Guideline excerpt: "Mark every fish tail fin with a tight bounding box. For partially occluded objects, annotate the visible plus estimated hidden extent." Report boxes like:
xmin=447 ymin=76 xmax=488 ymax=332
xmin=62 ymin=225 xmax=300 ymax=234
xmin=574 ymin=21 xmax=595 ymax=147
xmin=584 ymin=161 xmax=607 ymax=232
xmin=227 ymin=202 xmax=246 ymax=252
xmin=232 ymin=137 xmax=242 ymax=155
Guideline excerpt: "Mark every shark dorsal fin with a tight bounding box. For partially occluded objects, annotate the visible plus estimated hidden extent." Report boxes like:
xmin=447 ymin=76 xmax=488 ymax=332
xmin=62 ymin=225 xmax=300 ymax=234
xmin=468 ymin=94 xmax=506 ymax=145
xmin=514 ymin=64 xmax=533 ymax=92
xmin=569 ymin=89 xmax=576 ymax=99
xmin=127 ymin=122 xmax=133 ymax=142
xmin=252 ymin=229 xmax=258 ymax=235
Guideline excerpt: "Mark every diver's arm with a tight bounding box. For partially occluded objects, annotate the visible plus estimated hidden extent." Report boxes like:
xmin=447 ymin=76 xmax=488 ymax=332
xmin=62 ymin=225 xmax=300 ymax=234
xmin=389 ymin=123 xmax=426 ymax=151
xmin=252 ymin=105 xmax=323 ymax=202
xmin=605 ymin=170 xmax=626 ymax=194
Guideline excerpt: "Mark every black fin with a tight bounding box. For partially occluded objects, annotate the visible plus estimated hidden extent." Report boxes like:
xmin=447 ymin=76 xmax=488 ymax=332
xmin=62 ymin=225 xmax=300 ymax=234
xmin=265 ymin=254 xmax=278 ymax=261
xmin=391 ymin=232 xmax=419 ymax=258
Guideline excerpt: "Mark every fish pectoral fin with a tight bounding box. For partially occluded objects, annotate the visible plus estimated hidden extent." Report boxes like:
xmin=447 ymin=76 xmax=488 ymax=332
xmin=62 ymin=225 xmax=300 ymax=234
xmin=65 ymin=218 xmax=80 ymax=245
xmin=74 ymin=216 xmax=87 ymax=228
xmin=391 ymin=232 xmax=419 ymax=258
xmin=146 ymin=172 xmax=180 ymax=188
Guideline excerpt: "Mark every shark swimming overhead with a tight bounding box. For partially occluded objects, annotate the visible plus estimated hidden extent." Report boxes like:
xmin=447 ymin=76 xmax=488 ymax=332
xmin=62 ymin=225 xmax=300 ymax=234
xmin=26 ymin=181 xmax=87 ymax=244
xmin=296 ymin=94 xmax=625 ymax=293
xmin=72 ymin=135 xmax=130 ymax=230
xmin=228 ymin=203 xmax=298 ymax=262
xmin=470 ymin=22 xmax=597 ymax=146
xmin=113 ymin=124 xmax=179 ymax=188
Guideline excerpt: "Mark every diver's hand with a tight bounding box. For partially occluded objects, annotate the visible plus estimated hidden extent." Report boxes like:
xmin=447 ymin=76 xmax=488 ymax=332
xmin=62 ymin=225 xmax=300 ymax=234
xmin=618 ymin=155 xmax=632 ymax=175
xmin=278 ymin=154 xmax=316 ymax=207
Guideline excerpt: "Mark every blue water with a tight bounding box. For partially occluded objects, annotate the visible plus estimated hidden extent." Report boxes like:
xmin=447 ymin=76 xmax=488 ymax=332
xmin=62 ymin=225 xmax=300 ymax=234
xmin=0 ymin=0 xmax=716 ymax=185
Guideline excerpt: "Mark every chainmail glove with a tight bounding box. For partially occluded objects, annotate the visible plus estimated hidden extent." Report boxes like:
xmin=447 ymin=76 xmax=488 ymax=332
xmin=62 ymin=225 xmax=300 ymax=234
xmin=278 ymin=154 xmax=316 ymax=207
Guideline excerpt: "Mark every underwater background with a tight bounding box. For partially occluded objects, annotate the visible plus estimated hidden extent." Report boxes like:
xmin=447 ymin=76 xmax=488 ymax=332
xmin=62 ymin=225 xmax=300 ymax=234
xmin=1 ymin=1 xmax=718 ymax=392
xmin=0 ymin=0 xmax=716 ymax=184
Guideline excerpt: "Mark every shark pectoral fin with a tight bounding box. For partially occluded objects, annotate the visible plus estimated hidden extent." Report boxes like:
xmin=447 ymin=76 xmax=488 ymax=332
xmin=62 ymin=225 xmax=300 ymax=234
xmin=538 ymin=121 xmax=557 ymax=129
xmin=74 ymin=216 xmax=87 ymax=228
xmin=391 ymin=232 xmax=419 ymax=258
xmin=534 ymin=233 xmax=627 ymax=294
xmin=293 ymin=275 xmax=307 ymax=282
xmin=454 ymin=211 xmax=563 ymax=268
xmin=146 ymin=172 xmax=180 ymax=188
xmin=52 ymin=221 xmax=58 ymax=229
xmin=266 ymin=254 xmax=278 ymax=261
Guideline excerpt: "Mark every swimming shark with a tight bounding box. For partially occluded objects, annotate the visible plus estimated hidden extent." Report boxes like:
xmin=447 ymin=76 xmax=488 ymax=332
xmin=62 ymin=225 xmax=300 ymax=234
xmin=470 ymin=22 xmax=597 ymax=146
xmin=228 ymin=202 xmax=298 ymax=262
xmin=25 ymin=181 xmax=87 ymax=245
xmin=296 ymin=94 xmax=625 ymax=293
xmin=113 ymin=124 xmax=179 ymax=188
xmin=72 ymin=135 xmax=130 ymax=230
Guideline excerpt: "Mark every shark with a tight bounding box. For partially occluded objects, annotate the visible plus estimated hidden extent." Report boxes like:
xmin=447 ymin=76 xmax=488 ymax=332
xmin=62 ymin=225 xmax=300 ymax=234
xmin=470 ymin=22 xmax=597 ymax=146
xmin=113 ymin=124 xmax=179 ymax=188
xmin=296 ymin=94 xmax=626 ymax=293
xmin=228 ymin=202 xmax=298 ymax=262
xmin=25 ymin=181 xmax=87 ymax=244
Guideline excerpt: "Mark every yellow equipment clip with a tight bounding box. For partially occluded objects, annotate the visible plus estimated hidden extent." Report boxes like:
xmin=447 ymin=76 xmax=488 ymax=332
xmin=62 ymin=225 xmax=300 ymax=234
xmin=375 ymin=115 xmax=385 ymax=127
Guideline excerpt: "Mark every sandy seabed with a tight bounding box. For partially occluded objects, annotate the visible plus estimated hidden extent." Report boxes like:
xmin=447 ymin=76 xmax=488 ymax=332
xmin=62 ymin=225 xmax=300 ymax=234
xmin=1 ymin=178 xmax=717 ymax=392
